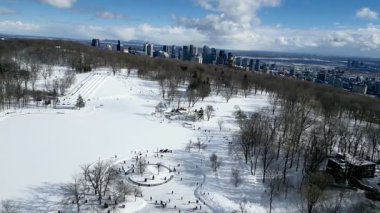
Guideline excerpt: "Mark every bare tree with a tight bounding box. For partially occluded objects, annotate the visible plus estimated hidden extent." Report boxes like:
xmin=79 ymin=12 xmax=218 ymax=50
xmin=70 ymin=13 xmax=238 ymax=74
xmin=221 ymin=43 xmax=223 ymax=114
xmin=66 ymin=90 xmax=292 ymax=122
xmin=223 ymin=82 xmax=235 ymax=103
xmin=209 ymin=153 xmax=222 ymax=172
xmin=231 ymin=168 xmax=242 ymax=187
xmin=186 ymin=88 xmax=201 ymax=108
xmin=186 ymin=140 xmax=193 ymax=152
xmin=1 ymin=200 xmax=19 ymax=213
xmin=133 ymin=187 xmax=142 ymax=202
xmin=113 ymin=181 xmax=135 ymax=204
xmin=156 ymin=162 xmax=162 ymax=175
xmin=194 ymin=137 xmax=207 ymax=152
xmin=205 ymin=105 xmax=215 ymax=121
xmin=233 ymin=106 xmax=247 ymax=128
xmin=217 ymin=118 xmax=224 ymax=132
xmin=60 ymin=176 xmax=85 ymax=212
xmin=81 ymin=160 xmax=117 ymax=205
xmin=299 ymin=172 xmax=331 ymax=213
xmin=136 ymin=157 xmax=147 ymax=176
xmin=155 ymin=102 xmax=167 ymax=114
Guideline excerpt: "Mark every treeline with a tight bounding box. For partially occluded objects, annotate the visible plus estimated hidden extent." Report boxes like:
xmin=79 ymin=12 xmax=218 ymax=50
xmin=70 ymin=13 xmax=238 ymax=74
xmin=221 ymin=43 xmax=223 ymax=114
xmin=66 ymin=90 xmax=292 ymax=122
xmin=1 ymin=39 xmax=380 ymax=125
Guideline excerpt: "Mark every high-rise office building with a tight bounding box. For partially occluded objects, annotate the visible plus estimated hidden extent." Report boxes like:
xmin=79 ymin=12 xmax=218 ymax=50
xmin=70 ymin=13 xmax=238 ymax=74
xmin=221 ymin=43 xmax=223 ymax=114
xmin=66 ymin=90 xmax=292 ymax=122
xmin=171 ymin=45 xmax=177 ymax=59
xmin=242 ymin=58 xmax=249 ymax=68
xmin=177 ymin=46 xmax=183 ymax=60
xmin=116 ymin=40 xmax=122 ymax=51
xmin=163 ymin=45 xmax=170 ymax=54
xmin=143 ymin=43 xmax=149 ymax=55
xmin=183 ymin=46 xmax=190 ymax=61
xmin=91 ymin=39 xmax=100 ymax=48
xmin=255 ymin=59 xmax=260 ymax=71
xmin=147 ymin=43 xmax=154 ymax=57
xmin=235 ymin=57 xmax=242 ymax=66
xmin=218 ymin=50 xmax=227 ymax=65
xmin=202 ymin=45 xmax=210 ymax=64
xmin=189 ymin=44 xmax=197 ymax=58
xmin=211 ymin=48 xmax=217 ymax=64
xmin=249 ymin=59 xmax=255 ymax=71
xmin=227 ymin=52 xmax=234 ymax=66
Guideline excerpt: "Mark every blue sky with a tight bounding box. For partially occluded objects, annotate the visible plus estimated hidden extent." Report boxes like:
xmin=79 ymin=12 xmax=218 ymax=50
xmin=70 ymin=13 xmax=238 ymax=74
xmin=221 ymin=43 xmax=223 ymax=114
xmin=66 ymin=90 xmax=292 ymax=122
xmin=0 ymin=0 xmax=379 ymax=57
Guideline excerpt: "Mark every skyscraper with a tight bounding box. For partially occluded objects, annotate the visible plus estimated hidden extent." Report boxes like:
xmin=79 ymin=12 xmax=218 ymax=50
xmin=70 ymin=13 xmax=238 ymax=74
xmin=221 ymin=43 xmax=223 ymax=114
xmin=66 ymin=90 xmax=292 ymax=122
xmin=91 ymin=39 xmax=100 ymax=48
xmin=218 ymin=50 xmax=227 ymax=65
xmin=255 ymin=59 xmax=260 ymax=71
xmin=235 ymin=57 xmax=242 ymax=67
xmin=202 ymin=45 xmax=210 ymax=64
xmin=189 ymin=44 xmax=197 ymax=58
xmin=147 ymin=43 xmax=154 ymax=57
xmin=249 ymin=59 xmax=255 ymax=71
xmin=242 ymin=58 xmax=249 ymax=68
xmin=227 ymin=52 xmax=234 ymax=66
xmin=211 ymin=48 xmax=217 ymax=64
xmin=177 ymin=46 xmax=183 ymax=60
xmin=163 ymin=45 xmax=170 ymax=53
xmin=171 ymin=45 xmax=177 ymax=59
xmin=116 ymin=40 xmax=122 ymax=51
xmin=183 ymin=46 xmax=189 ymax=61
xmin=143 ymin=43 xmax=149 ymax=55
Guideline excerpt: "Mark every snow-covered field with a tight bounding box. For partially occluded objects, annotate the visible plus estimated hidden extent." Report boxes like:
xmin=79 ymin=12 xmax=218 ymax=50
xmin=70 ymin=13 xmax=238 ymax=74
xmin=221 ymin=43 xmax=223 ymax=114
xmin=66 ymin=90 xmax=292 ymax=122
xmin=0 ymin=67 xmax=299 ymax=212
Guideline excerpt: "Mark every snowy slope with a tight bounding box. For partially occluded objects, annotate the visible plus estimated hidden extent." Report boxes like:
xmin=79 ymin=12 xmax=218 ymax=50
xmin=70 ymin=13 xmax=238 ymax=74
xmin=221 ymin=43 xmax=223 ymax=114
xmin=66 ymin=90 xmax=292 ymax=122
xmin=0 ymin=67 xmax=300 ymax=213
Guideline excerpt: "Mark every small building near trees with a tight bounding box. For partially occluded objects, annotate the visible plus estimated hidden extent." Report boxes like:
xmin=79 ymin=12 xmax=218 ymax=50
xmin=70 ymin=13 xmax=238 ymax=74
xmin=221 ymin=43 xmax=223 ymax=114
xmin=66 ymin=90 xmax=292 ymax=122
xmin=326 ymin=153 xmax=376 ymax=181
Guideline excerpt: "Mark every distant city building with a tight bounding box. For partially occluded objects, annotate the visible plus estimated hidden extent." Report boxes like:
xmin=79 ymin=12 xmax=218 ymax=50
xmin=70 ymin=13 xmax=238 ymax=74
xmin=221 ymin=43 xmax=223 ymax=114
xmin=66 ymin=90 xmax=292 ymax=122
xmin=352 ymin=83 xmax=368 ymax=94
xmin=191 ymin=55 xmax=203 ymax=64
xmin=147 ymin=43 xmax=154 ymax=57
xmin=183 ymin=46 xmax=190 ymax=61
xmin=163 ymin=45 xmax=170 ymax=54
xmin=106 ymin=44 xmax=112 ymax=51
xmin=153 ymin=50 xmax=170 ymax=59
xmin=189 ymin=44 xmax=197 ymax=57
xmin=143 ymin=43 xmax=149 ymax=55
xmin=91 ymin=39 xmax=100 ymax=48
xmin=227 ymin=52 xmax=234 ymax=66
xmin=218 ymin=50 xmax=227 ymax=65
xmin=177 ymin=46 xmax=183 ymax=60
xmin=249 ymin=59 xmax=255 ymax=71
xmin=116 ymin=40 xmax=122 ymax=51
xmin=210 ymin=48 xmax=217 ymax=64
xmin=202 ymin=45 xmax=211 ymax=64
xmin=171 ymin=45 xmax=177 ymax=59
xmin=255 ymin=59 xmax=260 ymax=71
xmin=242 ymin=58 xmax=249 ymax=68
xmin=316 ymin=71 xmax=326 ymax=83
xmin=235 ymin=57 xmax=242 ymax=67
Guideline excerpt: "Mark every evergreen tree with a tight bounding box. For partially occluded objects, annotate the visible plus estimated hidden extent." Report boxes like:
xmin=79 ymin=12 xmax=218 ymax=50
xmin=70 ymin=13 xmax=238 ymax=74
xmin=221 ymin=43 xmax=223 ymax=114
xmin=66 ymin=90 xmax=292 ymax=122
xmin=75 ymin=95 xmax=85 ymax=109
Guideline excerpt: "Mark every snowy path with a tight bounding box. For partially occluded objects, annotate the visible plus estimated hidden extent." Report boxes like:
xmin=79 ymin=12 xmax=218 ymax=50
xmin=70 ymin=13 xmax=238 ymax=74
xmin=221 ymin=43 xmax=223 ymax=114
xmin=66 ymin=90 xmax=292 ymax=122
xmin=59 ymin=72 xmax=108 ymax=106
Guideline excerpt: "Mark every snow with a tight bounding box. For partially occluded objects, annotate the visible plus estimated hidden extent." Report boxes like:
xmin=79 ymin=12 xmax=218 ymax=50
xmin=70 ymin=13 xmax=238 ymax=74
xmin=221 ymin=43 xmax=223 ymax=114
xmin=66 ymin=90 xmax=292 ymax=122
xmin=0 ymin=67 xmax=306 ymax=212
xmin=0 ymin=69 xmax=193 ymax=201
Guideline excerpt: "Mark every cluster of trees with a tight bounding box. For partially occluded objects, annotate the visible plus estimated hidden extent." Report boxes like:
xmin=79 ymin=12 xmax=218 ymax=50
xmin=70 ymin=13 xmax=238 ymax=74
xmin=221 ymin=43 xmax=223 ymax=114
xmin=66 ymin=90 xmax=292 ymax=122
xmin=0 ymin=160 xmax=142 ymax=212
xmin=1 ymin=39 xmax=380 ymax=212
xmin=1 ymin=39 xmax=380 ymax=124
xmin=234 ymin=89 xmax=379 ymax=212
xmin=0 ymin=59 xmax=75 ymax=111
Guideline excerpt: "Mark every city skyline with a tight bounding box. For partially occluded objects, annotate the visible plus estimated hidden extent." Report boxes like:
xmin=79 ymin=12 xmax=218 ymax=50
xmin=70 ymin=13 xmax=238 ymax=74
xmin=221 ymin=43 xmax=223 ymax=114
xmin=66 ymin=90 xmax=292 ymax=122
xmin=0 ymin=0 xmax=380 ymax=57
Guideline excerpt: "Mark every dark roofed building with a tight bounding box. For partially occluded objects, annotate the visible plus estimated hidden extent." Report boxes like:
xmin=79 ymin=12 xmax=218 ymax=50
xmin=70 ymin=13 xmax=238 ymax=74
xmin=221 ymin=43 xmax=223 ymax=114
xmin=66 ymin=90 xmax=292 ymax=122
xmin=327 ymin=153 xmax=376 ymax=181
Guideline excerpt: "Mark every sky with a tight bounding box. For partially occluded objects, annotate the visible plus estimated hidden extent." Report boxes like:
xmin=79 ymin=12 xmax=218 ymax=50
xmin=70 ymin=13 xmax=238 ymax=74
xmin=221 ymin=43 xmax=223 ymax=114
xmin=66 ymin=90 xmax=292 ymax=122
xmin=0 ymin=0 xmax=380 ymax=57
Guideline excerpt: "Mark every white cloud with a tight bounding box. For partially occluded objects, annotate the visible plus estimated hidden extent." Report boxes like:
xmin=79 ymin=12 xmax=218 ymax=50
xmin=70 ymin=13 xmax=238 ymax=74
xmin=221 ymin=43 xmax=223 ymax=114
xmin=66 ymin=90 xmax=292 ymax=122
xmin=7 ymin=0 xmax=380 ymax=57
xmin=97 ymin=11 xmax=125 ymax=20
xmin=40 ymin=0 xmax=77 ymax=9
xmin=356 ymin=7 xmax=378 ymax=20
xmin=173 ymin=0 xmax=282 ymax=47
xmin=0 ymin=20 xmax=39 ymax=32
xmin=0 ymin=7 xmax=16 ymax=15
